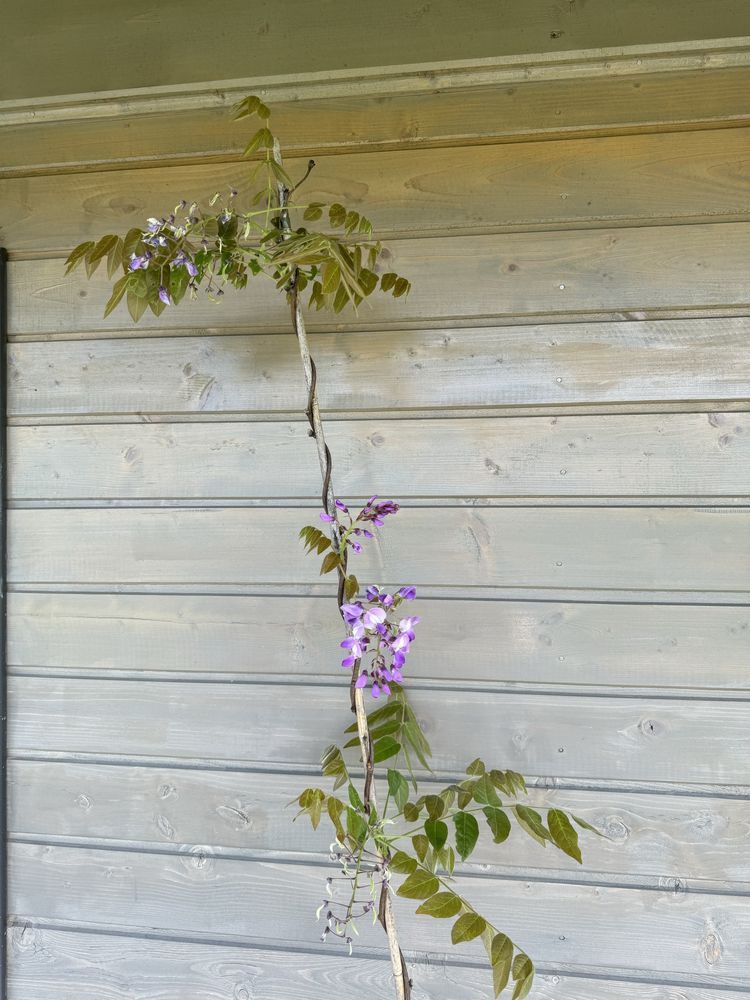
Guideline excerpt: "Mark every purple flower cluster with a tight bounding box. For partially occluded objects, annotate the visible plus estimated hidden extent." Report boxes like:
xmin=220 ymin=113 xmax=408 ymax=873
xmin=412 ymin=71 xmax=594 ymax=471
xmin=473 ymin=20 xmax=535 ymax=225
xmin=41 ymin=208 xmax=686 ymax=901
xmin=339 ymin=587 xmax=419 ymax=698
xmin=319 ymin=496 xmax=399 ymax=555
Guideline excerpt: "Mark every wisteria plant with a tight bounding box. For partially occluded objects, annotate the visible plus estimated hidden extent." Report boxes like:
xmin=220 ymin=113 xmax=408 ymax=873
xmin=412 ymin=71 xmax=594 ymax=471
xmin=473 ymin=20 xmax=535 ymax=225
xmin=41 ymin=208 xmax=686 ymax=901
xmin=65 ymin=95 xmax=601 ymax=999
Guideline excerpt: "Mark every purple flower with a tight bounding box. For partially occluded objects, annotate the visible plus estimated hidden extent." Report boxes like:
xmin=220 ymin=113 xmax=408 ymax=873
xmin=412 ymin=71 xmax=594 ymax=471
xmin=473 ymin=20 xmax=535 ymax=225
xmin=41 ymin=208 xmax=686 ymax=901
xmin=349 ymin=541 xmax=362 ymax=554
xmin=146 ymin=218 xmax=162 ymax=232
xmin=128 ymin=252 xmax=152 ymax=271
xmin=341 ymin=636 xmax=367 ymax=658
xmin=335 ymin=499 xmax=348 ymax=512
xmin=362 ymin=606 xmax=386 ymax=630
xmin=366 ymin=586 xmax=381 ymax=602
xmin=158 ymin=286 xmax=171 ymax=306
xmin=319 ymin=511 xmax=334 ymax=523
xmin=398 ymin=616 xmax=420 ymax=641
xmin=398 ymin=586 xmax=417 ymax=600
xmin=355 ymin=674 xmax=368 ymax=689
xmin=340 ymin=655 xmax=357 ymax=669
xmin=341 ymin=603 xmax=363 ymax=625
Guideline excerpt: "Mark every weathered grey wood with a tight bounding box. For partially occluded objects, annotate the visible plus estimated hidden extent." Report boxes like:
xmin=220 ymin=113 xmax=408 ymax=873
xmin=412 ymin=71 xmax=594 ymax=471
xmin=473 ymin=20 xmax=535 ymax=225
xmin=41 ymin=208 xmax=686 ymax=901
xmin=8 ymin=925 xmax=750 ymax=1000
xmin=10 ymin=592 xmax=749 ymax=690
xmin=10 ymin=318 xmax=750 ymax=416
xmin=6 ymin=128 xmax=750 ymax=253
xmin=9 ymin=506 xmax=750 ymax=592
xmin=5 ymin=65 xmax=750 ymax=177
xmin=9 ymin=843 xmax=750 ymax=982
xmin=9 ymin=675 xmax=750 ymax=783
xmin=10 ymin=412 xmax=750 ymax=500
xmin=10 ymin=223 xmax=750 ymax=335
xmin=9 ymin=759 xmax=750 ymax=886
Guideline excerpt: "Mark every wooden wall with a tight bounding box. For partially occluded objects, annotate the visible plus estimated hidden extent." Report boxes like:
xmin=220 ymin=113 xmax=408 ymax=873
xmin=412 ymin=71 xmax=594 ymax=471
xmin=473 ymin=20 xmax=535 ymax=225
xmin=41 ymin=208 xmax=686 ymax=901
xmin=2 ymin=34 xmax=750 ymax=1000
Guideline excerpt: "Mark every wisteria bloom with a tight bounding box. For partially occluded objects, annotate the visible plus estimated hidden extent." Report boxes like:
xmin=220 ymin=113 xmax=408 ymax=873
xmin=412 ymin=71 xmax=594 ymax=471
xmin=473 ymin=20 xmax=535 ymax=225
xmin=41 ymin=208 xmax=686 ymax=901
xmin=339 ymin=591 xmax=419 ymax=697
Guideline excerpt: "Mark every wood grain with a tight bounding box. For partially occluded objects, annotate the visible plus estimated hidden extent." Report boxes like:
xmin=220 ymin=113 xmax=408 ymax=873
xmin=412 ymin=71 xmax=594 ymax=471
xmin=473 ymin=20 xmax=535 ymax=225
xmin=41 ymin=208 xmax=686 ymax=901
xmin=5 ymin=66 xmax=750 ymax=176
xmin=10 ymin=759 xmax=750 ymax=885
xmin=9 ymin=843 xmax=750 ymax=982
xmin=10 ymin=592 xmax=749 ymax=690
xmin=4 ymin=0 xmax=750 ymax=101
xmin=9 ymin=675 xmax=750 ymax=783
xmin=11 ymin=223 xmax=750 ymax=336
xmin=11 ymin=412 xmax=750 ymax=500
xmin=9 ymin=506 xmax=750 ymax=592
xmin=5 ymin=128 xmax=750 ymax=253
xmin=9 ymin=925 xmax=750 ymax=1000
xmin=9 ymin=318 xmax=750 ymax=414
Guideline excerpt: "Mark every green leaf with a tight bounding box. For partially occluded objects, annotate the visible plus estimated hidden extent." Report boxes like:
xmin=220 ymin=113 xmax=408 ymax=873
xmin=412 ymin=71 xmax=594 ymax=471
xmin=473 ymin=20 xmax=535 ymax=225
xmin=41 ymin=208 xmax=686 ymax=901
xmin=416 ymin=891 xmax=462 ymax=918
xmin=321 ymin=745 xmax=348 ymax=791
xmin=232 ymin=95 xmax=261 ymax=120
xmin=466 ymin=758 xmax=485 ymax=776
xmin=412 ymin=834 xmax=429 ymax=863
xmin=451 ymin=912 xmax=486 ymax=945
xmin=329 ymin=203 xmax=346 ymax=228
xmin=347 ymin=806 xmax=368 ymax=844
xmin=454 ymin=811 xmax=480 ymax=862
xmin=548 ymin=809 xmax=582 ymax=863
xmin=393 ymin=276 xmax=410 ymax=298
xmin=403 ymin=802 xmax=420 ymax=823
xmin=303 ymin=203 xmax=324 ymax=222
xmin=103 ymin=274 xmax=130 ymax=319
xmin=297 ymin=787 xmax=325 ymax=829
xmin=491 ymin=934 xmax=513 ymax=997
xmin=473 ymin=773 xmax=501 ymax=806
xmin=373 ymin=737 xmax=400 ymax=764
xmin=397 ymin=869 xmax=439 ymax=900
xmin=320 ymin=551 xmax=341 ymax=575
xmin=321 ymin=261 xmax=340 ymax=295
xmin=327 ymin=796 xmax=346 ymax=841
xmin=423 ymin=795 xmax=445 ymax=819
xmin=348 ymin=783 xmax=364 ymax=812
xmin=483 ymin=807 xmax=511 ymax=844
xmin=64 ymin=240 xmax=95 ymax=274
xmin=389 ymin=850 xmax=417 ymax=874
xmin=424 ymin=818 xmax=448 ymax=851
xmin=512 ymin=954 xmax=534 ymax=999
xmin=403 ymin=720 xmax=432 ymax=770
xmin=344 ymin=210 xmax=360 ymax=234
xmin=513 ymin=805 xmax=551 ymax=847
xmin=380 ymin=272 xmax=397 ymax=292
xmin=126 ymin=290 xmax=148 ymax=323
xmin=387 ymin=769 xmax=409 ymax=812
xmin=106 ymin=236 xmax=124 ymax=279
xmin=344 ymin=574 xmax=358 ymax=601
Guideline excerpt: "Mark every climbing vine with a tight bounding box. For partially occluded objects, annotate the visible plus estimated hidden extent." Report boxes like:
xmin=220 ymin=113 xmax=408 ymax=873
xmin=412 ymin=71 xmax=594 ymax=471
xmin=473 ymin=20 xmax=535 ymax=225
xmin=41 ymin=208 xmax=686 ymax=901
xmin=65 ymin=95 xmax=601 ymax=999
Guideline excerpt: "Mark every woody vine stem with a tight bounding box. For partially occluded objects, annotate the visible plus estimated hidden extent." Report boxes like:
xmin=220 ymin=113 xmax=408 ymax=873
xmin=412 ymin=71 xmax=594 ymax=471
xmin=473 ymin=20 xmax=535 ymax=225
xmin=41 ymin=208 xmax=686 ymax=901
xmin=64 ymin=94 xmax=603 ymax=1000
xmin=278 ymin=157 xmax=411 ymax=997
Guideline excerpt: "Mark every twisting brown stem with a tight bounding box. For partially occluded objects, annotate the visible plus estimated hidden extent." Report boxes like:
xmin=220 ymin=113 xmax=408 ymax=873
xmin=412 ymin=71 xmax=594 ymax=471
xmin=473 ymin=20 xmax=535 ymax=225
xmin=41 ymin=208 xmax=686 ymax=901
xmin=274 ymin=140 xmax=411 ymax=1000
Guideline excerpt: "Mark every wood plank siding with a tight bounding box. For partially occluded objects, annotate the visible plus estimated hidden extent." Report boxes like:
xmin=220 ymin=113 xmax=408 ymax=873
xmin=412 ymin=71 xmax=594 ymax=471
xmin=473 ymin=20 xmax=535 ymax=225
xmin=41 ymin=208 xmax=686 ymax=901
xmin=2 ymin=12 xmax=750 ymax=998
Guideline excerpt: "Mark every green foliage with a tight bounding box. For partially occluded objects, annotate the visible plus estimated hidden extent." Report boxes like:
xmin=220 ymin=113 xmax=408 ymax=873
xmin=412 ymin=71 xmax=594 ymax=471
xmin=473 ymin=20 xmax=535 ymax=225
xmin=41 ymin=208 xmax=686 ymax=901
xmin=64 ymin=95 xmax=411 ymax=324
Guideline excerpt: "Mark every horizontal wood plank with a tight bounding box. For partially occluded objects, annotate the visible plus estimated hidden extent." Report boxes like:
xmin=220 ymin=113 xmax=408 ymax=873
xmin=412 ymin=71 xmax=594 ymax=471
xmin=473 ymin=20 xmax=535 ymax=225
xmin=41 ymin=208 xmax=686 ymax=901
xmin=10 ymin=318 xmax=750 ymax=415
xmin=6 ymin=128 xmax=750 ymax=253
xmin=10 ymin=592 xmax=749 ymax=690
xmin=9 ymin=676 xmax=750 ymax=783
xmin=10 ymin=412 xmax=750 ymax=500
xmin=8 ymin=506 xmax=750 ymax=592
xmin=9 ymin=925 xmax=750 ymax=1000
xmin=10 ymin=223 xmax=750 ymax=336
xmin=5 ymin=66 xmax=750 ymax=176
xmin=9 ymin=843 xmax=750 ymax=982
xmin=10 ymin=760 xmax=750 ymax=885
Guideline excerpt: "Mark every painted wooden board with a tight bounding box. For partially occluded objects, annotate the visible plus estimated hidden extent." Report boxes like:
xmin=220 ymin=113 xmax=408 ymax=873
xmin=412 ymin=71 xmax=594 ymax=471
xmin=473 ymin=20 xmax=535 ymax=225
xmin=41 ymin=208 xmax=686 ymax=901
xmin=9 ymin=842 xmax=750 ymax=982
xmin=9 ymin=675 xmax=750 ymax=783
xmin=9 ymin=759 xmax=750 ymax=886
xmin=11 ymin=412 xmax=750 ymax=500
xmin=10 ymin=318 xmax=750 ymax=415
xmin=10 ymin=223 xmax=750 ymax=336
xmin=6 ymin=128 xmax=750 ymax=253
xmin=9 ymin=925 xmax=750 ymax=1000
xmin=10 ymin=592 xmax=749 ymax=690
xmin=5 ymin=66 xmax=750 ymax=176
xmin=5 ymin=1 xmax=750 ymax=101
xmin=8 ymin=506 xmax=750 ymax=592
